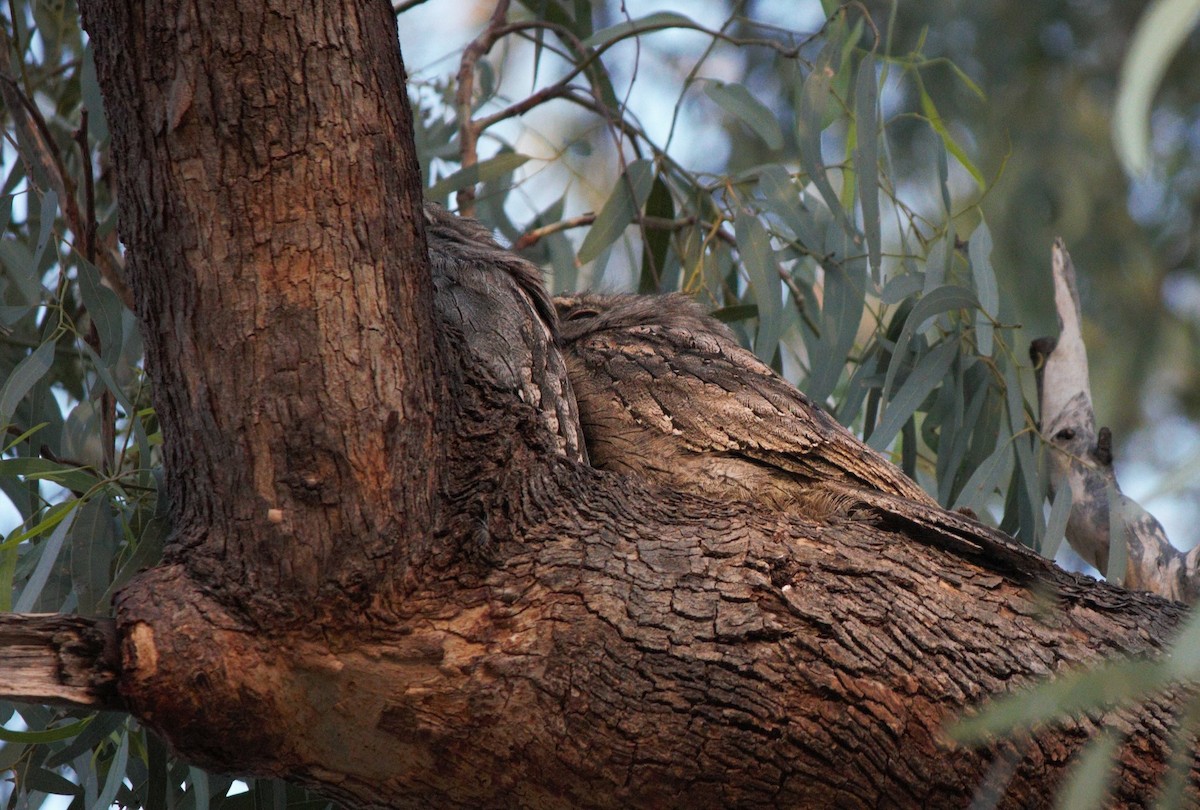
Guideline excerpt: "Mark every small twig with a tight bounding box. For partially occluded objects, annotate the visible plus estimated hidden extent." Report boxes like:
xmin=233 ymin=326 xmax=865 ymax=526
xmin=392 ymin=0 xmax=433 ymax=13
xmin=73 ymin=109 xmax=97 ymax=264
xmin=74 ymin=111 xmax=115 ymax=475
xmin=454 ymin=0 xmax=512 ymax=216
xmin=515 ymin=214 xmax=724 ymax=251
xmin=513 ymin=213 xmax=596 ymax=250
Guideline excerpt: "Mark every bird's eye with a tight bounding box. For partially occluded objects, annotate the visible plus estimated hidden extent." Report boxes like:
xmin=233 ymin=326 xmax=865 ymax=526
xmin=1054 ymin=428 xmax=1075 ymax=441
xmin=566 ymin=308 xmax=600 ymax=321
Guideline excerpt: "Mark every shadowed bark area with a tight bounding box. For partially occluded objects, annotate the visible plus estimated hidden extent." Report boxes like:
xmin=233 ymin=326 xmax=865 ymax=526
xmin=32 ymin=0 xmax=1197 ymax=808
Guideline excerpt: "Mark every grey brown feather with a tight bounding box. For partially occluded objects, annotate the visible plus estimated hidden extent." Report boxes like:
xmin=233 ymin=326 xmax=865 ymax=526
xmin=556 ymin=292 xmax=1041 ymax=570
xmin=425 ymin=203 xmax=586 ymax=462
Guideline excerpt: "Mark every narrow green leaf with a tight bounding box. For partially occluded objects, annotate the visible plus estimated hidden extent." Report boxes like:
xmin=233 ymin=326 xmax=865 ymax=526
xmin=735 ymin=211 xmax=782 ymax=364
xmin=951 ymin=440 xmax=1013 ymax=516
xmin=1113 ymin=0 xmax=1200 ymax=175
xmin=90 ymin=728 xmax=129 ymax=810
xmin=968 ymin=221 xmax=998 ymax=356
xmin=795 ymin=56 xmax=856 ymax=238
xmin=22 ymin=767 xmax=81 ymax=797
xmin=1107 ymin=483 xmax=1129 ymax=585
xmin=869 ymin=338 xmax=957 ymax=450
xmin=78 ymin=256 xmax=126 ymax=367
xmin=13 ymin=501 xmax=78 ymax=612
xmin=0 ymin=238 xmax=42 ymax=307
xmin=1005 ymin=359 xmax=1043 ymax=546
xmin=71 ymin=496 xmax=117 ymax=615
xmin=190 ymin=767 xmax=212 ymax=810
xmin=755 ymin=165 xmax=824 ymax=251
xmin=45 ymin=712 xmax=126 ymax=768
xmin=951 ymin=658 xmax=1166 ymax=742
xmin=0 ymin=717 xmax=91 ymax=744
xmin=0 ymin=458 xmax=98 ymax=497
xmin=425 ymin=153 xmax=531 ymax=201
xmin=31 ymin=189 xmax=59 ymax=268
xmin=883 ymin=285 xmax=976 ymax=400
xmin=581 ymin=12 xmax=698 ymax=48
xmin=853 ymin=56 xmax=881 ymax=280
xmin=577 ymin=159 xmax=654 ymax=265
xmin=1041 ymin=476 xmax=1074 ymax=561
xmin=639 ymin=174 xmax=675 ymax=293
xmin=703 ymin=81 xmax=783 ymax=150
xmin=804 ymin=229 xmax=866 ymax=402
xmin=81 ymin=46 xmax=110 ymax=141
xmin=1055 ymin=733 xmax=1120 ymax=810
xmin=918 ymin=86 xmax=985 ymax=188
xmin=0 ymin=341 xmax=56 ymax=429
xmin=710 ymin=303 xmax=758 ymax=324
xmin=3 ymin=421 xmax=49 ymax=453
xmin=101 ymin=517 xmax=166 ymax=605
xmin=880 ymin=273 xmax=922 ymax=305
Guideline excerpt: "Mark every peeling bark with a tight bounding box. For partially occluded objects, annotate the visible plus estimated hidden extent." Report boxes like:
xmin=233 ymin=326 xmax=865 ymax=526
xmin=1032 ymin=239 xmax=1200 ymax=602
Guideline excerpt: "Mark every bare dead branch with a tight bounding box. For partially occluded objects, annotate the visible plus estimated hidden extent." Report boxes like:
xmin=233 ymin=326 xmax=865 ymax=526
xmin=1033 ymin=239 xmax=1200 ymax=602
xmin=0 ymin=614 xmax=124 ymax=709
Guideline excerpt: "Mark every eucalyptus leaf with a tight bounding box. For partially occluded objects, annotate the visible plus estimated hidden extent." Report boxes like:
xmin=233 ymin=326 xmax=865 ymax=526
xmin=968 ymin=221 xmax=998 ymax=356
xmin=577 ymin=159 xmax=654 ymax=265
xmin=0 ymin=237 xmax=41 ymax=306
xmin=90 ymin=728 xmax=129 ymax=810
xmin=868 ymin=338 xmax=957 ymax=451
xmin=735 ymin=211 xmax=782 ymax=363
xmin=425 ymin=153 xmax=531 ymax=201
xmin=795 ymin=52 xmax=856 ymax=239
xmin=951 ymin=441 xmax=1013 ymax=516
xmin=0 ymin=341 xmax=56 ymax=430
xmin=581 ymin=11 xmax=698 ymax=48
xmin=1042 ymin=476 xmax=1073 ymax=561
xmin=853 ymin=57 xmax=881 ymax=280
xmin=13 ymin=501 xmax=78 ymax=612
xmin=1113 ymin=0 xmax=1200 ymax=175
xmin=883 ymin=285 xmax=976 ymax=400
xmin=1054 ymin=733 xmax=1120 ymax=810
xmin=78 ymin=256 xmax=126 ymax=367
xmin=704 ymin=80 xmax=784 ymax=150
xmin=951 ymin=657 xmax=1165 ymax=742
xmin=71 ymin=496 xmax=118 ymax=615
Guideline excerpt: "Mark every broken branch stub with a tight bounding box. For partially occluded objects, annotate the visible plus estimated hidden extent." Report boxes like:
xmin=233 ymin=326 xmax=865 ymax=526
xmin=1032 ymin=238 xmax=1199 ymax=602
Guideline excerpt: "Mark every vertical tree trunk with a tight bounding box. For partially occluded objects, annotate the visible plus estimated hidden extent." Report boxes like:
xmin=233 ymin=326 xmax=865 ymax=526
xmin=82 ymin=0 xmax=441 ymax=618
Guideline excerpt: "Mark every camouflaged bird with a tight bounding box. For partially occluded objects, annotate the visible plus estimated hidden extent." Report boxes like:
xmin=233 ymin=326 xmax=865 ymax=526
xmin=425 ymin=203 xmax=586 ymax=462
xmin=555 ymin=292 xmax=1039 ymax=568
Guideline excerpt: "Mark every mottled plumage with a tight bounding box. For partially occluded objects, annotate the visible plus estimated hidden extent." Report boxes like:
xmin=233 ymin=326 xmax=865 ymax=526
xmin=425 ymin=203 xmax=585 ymax=461
xmin=556 ymin=292 xmax=1038 ymax=568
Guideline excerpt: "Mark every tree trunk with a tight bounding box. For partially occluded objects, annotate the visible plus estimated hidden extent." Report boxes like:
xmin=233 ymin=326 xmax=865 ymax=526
xmin=27 ymin=0 xmax=1192 ymax=807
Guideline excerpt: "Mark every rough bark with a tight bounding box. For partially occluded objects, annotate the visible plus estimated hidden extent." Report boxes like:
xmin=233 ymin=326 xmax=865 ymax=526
xmin=80 ymin=0 xmax=442 ymax=621
xmin=0 ymin=1 xmax=1181 ymax=808
xmin=1032 ymin=239 xmax=1200 ymax=602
